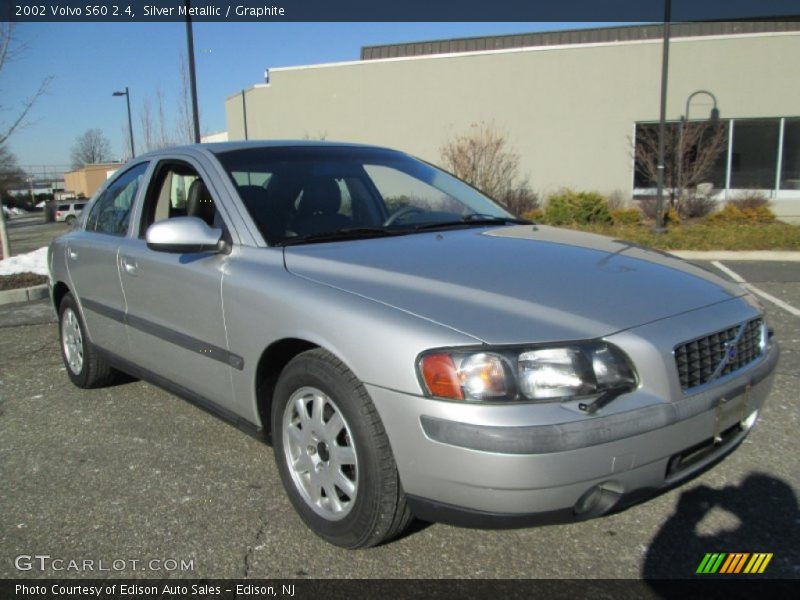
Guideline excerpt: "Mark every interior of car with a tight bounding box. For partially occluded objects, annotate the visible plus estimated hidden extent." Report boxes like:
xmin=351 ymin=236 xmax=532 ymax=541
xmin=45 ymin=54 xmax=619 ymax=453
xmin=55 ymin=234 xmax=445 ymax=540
xmin=142 ymin=162 xmax=225 ymax=236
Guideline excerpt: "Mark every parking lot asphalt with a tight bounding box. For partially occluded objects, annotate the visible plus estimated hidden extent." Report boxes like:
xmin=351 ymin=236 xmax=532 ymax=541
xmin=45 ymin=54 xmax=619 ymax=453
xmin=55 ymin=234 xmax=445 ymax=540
xmin=0 ymin=261 xmax=798 ymax=580
xmin=3 ymin=214 xmax=70 ymax=256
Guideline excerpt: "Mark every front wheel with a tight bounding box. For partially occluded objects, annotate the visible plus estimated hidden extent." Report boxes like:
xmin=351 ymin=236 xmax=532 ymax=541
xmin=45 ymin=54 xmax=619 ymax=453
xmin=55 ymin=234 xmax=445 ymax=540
xmin=272 ymin=348 xmax=412 ymax=548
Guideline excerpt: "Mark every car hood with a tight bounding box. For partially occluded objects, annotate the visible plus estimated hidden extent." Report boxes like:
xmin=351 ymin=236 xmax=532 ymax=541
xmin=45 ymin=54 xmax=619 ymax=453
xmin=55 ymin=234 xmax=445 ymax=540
xmin=283 ymin=225 xmax=745 ymax=344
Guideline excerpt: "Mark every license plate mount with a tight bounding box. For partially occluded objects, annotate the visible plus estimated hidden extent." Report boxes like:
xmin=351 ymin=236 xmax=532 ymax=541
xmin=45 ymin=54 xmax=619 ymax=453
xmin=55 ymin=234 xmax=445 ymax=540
xmin=713 ymin=384 xmax=750 ymax=444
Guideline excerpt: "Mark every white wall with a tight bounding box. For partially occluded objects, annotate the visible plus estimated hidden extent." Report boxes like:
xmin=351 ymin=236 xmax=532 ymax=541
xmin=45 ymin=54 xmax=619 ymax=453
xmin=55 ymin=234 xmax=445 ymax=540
xmin=226 ymin=32 xmax=800 ymax=218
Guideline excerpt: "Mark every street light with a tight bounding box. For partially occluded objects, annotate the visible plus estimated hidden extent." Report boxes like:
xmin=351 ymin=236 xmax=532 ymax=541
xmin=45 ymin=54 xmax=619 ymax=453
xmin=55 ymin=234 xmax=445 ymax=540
xmin=683 ymin=90 xmax=720 ymax=126
xmin=653 ymin=0 xmax=672 ymax=233
xmin=185 ymin=0 xmax=201 ymax=143
xmin=677 ymin=90 xmax=720 ymax=201
xmin=112 ymin=87 xmax=135 ymax=159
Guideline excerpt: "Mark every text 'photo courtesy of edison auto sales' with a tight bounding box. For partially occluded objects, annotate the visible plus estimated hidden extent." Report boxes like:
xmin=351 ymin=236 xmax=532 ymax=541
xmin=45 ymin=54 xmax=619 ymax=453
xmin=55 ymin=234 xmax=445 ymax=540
xmin=48 ymin=141 xmax=779 ymax=548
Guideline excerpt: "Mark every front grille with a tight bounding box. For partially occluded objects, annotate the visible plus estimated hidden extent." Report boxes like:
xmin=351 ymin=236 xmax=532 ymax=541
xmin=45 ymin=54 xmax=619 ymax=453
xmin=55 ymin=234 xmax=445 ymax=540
xmin=675 ymin=318 xmax=764 ymax=391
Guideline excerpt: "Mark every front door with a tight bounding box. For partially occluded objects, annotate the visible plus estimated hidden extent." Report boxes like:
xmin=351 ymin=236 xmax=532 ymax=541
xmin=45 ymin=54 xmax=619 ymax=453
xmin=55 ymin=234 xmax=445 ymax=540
xmin=117 ymin=160 xmax=236 ymax=411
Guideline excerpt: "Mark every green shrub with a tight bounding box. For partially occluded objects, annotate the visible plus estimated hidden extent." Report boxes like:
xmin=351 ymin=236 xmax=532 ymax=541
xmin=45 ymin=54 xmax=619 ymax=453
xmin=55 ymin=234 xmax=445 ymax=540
xmin=544 ymin=190 xmax=613 ymax=225
xmin=612 ymin=208 xmax=641 ymax=225
xmin=728 ymin=192 xmax=770 ymax=211
xmin=707 ymin=203 xmax=775 ymax=225
xmin=522 ymin=208 xmax=544 ymax=222
xmin=665 ymin=206 xmax=681 ymax=226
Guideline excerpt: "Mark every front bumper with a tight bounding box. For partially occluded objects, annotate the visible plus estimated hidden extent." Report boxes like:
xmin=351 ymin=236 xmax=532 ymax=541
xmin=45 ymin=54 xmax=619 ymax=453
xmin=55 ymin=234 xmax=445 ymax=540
xmin=366 ymin=340 xmax=779 ymax=527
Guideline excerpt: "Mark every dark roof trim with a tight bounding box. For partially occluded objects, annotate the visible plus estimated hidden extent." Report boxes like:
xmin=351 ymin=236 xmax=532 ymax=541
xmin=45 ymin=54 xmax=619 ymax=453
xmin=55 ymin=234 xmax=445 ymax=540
xmin=360 ymin=22 xmax=800 ymax=60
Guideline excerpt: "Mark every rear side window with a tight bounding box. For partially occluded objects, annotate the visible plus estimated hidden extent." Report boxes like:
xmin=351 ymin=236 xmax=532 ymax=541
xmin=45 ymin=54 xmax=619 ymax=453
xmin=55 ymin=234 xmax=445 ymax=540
xmin=85 ymin=163 xmax=148 ymax=235
xmin=57 ymin=204 xmax=70 ymax=211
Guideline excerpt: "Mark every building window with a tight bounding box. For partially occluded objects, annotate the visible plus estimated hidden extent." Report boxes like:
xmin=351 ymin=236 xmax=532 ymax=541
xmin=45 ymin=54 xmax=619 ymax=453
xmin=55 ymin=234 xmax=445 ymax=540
xmin=730 ymin=119 xmax=780 ymax=189
xmin=781 ymin=118 xmax=800 ymax=190
xmin=634 ymin=117 xmax=799 ymax=193
xmin=633 ymin=121 xmax=728 ymax=190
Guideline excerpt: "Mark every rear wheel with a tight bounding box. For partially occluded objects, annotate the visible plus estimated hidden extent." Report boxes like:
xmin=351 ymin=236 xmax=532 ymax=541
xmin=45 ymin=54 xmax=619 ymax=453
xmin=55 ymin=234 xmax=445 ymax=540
xmin=58 ymin=293 xmax=118 ymax=388
xmin=65 ymin=215 xmax=76 ymax=225
xmin=272 ymin=348 xmax=412 ymax=548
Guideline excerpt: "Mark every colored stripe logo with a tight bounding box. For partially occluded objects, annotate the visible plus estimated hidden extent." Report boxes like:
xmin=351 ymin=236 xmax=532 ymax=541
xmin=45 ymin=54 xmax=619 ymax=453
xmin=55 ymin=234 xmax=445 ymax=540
xmin=696 ymin=553 xmax=773 ymax=574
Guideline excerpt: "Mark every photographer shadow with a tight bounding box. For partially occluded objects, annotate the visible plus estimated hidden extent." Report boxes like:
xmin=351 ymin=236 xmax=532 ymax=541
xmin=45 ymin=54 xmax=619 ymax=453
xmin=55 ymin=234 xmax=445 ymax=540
xmin=643 ymin=472 xmax=799 ymax=580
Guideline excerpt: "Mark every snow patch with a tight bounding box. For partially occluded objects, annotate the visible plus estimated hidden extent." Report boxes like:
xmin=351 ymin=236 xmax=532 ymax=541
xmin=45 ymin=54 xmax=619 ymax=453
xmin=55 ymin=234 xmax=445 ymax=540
xmin=0 ymin=246 xmax=49 ymax=276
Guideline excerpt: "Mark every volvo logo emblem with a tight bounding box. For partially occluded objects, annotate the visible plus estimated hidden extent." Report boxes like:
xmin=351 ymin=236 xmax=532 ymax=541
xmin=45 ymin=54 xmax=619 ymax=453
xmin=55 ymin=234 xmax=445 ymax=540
xmin=709 ymin=323 xmax=747 ymax=383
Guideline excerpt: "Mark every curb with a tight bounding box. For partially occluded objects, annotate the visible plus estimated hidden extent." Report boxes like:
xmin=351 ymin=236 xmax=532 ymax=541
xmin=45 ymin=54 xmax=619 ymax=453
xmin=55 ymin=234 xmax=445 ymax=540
xmin=669 ymin=251 xmax=800 ymax=262
xmin=0 ymin=284 xmax=49 ymax=307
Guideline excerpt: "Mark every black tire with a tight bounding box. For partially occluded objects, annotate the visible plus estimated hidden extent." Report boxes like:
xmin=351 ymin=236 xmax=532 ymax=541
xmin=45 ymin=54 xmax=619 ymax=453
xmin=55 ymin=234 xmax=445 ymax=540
xmin=65 ymin=215 xmax=76 ymax=224
xmin=58 ymin=293 xmax=118 ymax=388
xmin=272 ymin=348 xmax=413 ymax=548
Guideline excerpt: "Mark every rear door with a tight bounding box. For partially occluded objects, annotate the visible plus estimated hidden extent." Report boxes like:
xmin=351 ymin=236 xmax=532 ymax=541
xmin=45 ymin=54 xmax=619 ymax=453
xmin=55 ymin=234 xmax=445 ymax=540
xmin=65 ymin=161 xmax=149 ymax=356
xmin=117 ymin=158 xmax=237 ymax=411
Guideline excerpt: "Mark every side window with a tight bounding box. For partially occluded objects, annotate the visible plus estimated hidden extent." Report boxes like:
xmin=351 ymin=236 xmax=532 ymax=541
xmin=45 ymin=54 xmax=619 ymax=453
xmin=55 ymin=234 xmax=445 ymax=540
xmin=86 ymin=162 xmax=149 ymax=235
xmin=140 ymin=161 xmax=224 ymax=235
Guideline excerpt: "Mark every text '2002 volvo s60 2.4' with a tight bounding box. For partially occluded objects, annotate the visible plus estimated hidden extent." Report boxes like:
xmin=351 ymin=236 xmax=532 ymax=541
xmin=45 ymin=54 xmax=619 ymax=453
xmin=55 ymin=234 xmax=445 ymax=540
xmin=48 ymin=142 xmax=778 ymax=548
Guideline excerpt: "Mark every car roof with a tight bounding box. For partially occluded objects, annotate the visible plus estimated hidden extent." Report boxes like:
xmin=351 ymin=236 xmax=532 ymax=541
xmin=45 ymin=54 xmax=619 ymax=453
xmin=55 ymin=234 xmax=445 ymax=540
xmin=134 ymin=140 xmax=397 ymax=161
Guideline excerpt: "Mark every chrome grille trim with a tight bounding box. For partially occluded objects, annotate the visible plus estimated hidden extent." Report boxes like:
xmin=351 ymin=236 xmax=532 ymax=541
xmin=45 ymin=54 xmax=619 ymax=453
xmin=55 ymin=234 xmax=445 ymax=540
xmin=675 ymin=318 xmax=764 ymax=392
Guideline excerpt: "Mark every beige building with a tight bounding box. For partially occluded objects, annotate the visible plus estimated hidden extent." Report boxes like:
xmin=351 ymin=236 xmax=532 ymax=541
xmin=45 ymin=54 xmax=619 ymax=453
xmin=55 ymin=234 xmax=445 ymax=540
xmin=225 ymin=23 xmax=800 ymax=220
xmin=64 ymin=163 xmax=123 ymax=198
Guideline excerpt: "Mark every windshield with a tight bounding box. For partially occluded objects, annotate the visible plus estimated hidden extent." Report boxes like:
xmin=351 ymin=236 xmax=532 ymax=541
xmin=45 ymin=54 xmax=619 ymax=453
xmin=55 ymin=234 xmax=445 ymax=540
xmin=212 ymin=146 xmax=515 ymax=245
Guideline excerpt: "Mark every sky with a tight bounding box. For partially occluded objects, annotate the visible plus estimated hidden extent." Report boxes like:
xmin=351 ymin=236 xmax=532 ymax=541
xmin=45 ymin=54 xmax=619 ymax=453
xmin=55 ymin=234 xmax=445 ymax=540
xmin=1 ymin=22 xmax=625 ymax=172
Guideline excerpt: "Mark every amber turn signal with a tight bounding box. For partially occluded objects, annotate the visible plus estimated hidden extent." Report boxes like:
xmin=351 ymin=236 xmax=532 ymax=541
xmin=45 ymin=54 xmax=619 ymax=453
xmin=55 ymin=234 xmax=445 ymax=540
xmin=420 ymin=353 xmax=464 ymax=400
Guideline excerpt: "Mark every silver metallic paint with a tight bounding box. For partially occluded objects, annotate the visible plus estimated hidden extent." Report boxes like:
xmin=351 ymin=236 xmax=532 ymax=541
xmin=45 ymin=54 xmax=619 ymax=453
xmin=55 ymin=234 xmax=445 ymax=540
xmin=49 ymin=142 xmax=779 ymax=520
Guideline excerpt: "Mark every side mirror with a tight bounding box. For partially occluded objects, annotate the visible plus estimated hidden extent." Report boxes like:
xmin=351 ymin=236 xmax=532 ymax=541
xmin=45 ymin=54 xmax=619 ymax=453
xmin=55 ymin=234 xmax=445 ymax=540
xmin=146 ymin=217 xmax=224 ymax=254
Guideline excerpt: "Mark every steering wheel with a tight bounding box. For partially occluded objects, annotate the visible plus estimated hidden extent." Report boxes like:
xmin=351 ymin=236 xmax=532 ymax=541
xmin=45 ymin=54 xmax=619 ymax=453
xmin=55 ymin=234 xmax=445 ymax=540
xmin=383 ymin=206 xmax=425 ymax=227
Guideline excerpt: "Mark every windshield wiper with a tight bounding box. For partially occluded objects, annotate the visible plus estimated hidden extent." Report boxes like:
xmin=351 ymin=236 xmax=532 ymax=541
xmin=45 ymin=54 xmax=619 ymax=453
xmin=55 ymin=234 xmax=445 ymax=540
xmin=276 ymin=227 xmax=403 ymax=247
xmin=413 ymin=214 xmax=532 ymax=231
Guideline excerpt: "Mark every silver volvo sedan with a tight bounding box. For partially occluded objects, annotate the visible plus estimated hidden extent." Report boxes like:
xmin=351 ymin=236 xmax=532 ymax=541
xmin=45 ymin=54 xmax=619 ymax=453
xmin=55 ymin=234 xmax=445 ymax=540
xmin=49 ymin=142 xmax=779 ymax=548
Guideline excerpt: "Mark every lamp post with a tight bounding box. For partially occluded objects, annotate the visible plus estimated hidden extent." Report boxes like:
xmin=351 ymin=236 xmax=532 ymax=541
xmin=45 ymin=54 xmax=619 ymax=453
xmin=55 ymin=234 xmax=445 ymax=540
xmin=653 ymin=0 xmax=671 ymax=233
xmin=112 ymin=87 xmax=135 ymax=158
xmin=185 ymin=0 xmax=201 ymax=143
xmin=677 ymin=90 xmax=720 ymax=201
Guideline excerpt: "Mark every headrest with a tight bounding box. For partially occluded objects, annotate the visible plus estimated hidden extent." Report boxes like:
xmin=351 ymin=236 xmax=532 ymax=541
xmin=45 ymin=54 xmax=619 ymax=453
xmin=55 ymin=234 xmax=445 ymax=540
xmin=186 ymin=179 xmax=215 ymax=226
xmin=296 ymin=178 xmax=341 ymax=216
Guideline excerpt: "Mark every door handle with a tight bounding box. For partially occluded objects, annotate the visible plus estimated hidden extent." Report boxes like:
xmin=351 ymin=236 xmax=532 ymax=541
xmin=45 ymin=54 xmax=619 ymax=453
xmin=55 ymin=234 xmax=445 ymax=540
xmin=67 ymin=248 xmax=78 ymax=260
xmin=120 ymin=256 xmax=139 ymax=276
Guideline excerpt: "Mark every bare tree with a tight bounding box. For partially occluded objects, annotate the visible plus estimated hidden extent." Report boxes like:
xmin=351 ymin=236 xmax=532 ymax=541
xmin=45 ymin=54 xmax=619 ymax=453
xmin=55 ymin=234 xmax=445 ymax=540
xmin=302 ymin=130 xmax=328 ymax=141
xmin=635 ymin=121 xmax=727 ymax=212
xmin=0 ymin=24 xmax=53 ymax=146
xmin=119 ymin=123 xmax=133 ymax=162
xmin=70 ymin=129 xmax=112 ymax=169
xmin=176 ymin=53 xmax=196 ymax=144
xmin=139 ymin=96 xmax=155 ymax=152
xmin=0 ymin=146 xmax=25 ymax=194
xmin=0 ymin=23 xmax=53 ymax=258
xmin=440 ymin=121 xmax=538 ymax=216
xmin=0 ymin=146 xmax=25 ymax=259
xmin=155 ymin=86 xmax=173 ymax=148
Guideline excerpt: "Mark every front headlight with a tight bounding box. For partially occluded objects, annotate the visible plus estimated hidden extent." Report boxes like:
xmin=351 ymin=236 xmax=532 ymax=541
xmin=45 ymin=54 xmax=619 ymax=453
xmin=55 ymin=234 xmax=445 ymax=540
xmin=418 ymin=342 xmax=637 ymax=403
xmin=518 ymin=343 xmax=636 ymax=401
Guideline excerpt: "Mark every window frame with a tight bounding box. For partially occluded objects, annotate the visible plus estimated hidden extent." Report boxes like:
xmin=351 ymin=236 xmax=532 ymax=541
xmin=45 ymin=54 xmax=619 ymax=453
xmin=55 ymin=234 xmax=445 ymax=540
xmin=136 ymin=158 xmax=233 ymax=241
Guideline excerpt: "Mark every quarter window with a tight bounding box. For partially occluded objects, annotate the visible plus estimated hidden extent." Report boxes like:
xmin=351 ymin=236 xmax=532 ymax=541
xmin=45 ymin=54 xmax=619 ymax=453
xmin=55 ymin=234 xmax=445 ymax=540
xmin=85 ymin=162 xmax=148 ymax=235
